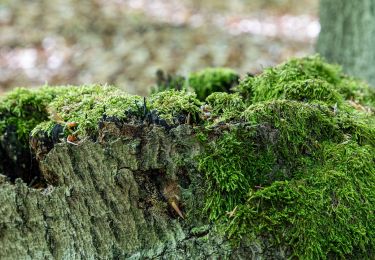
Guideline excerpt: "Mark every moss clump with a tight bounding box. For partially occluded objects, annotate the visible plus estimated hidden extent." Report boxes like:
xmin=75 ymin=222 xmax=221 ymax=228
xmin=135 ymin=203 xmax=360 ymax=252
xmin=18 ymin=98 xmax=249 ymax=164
xmin=205 ymin=92 xmax=245 ymax=122
xmin=198 ymin=56 xmax=375 ymax=258
xmin=236 ymin=55 xmax=375 ymax=110
xmin=2 ymin=85 xmax=202 ymax=144
xmin=0 ymin=87 xmax=64 ymax=143
xmin=228 ymin=142 xmax=375 ymax=259
xmin=199 ymin=100 xmax=343 ymax=220
xmin=43 ymin=85 xmax=143 ymax=139
xmin=188 ymin=68 xmax=239 ymax=101
xmin=148 ymin=90 xmax=202 ymax=124
xmin=151 ymin=68 xmax=240 ymax=102
xmin=0 ymin=84 xmax=141 ymax=145
xmin=339 ymin=76 xmax=375 ymax=108
xmin=252 ymin=78 xmax=342 ymax=105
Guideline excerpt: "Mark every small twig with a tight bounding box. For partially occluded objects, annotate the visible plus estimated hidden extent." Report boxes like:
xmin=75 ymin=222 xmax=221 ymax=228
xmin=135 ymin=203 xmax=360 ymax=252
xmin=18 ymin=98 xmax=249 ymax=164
xmin=67 ymin=140 xmax=78 ymax=145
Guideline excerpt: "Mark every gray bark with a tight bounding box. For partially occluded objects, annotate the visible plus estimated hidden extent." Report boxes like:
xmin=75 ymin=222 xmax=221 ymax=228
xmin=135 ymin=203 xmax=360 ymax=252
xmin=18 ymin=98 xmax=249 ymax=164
xmin=0 ymin=123 xmax=285 ymax=259
xmin=317 ymin=0 xmax=375 ymax=87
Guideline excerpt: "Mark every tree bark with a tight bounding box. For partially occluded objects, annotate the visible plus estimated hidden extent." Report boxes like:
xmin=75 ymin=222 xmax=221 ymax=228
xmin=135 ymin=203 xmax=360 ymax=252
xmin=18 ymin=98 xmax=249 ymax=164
xmin=0 ymin=122 xmax=285 ymax=259
xmin=317 ymin=0 xmax=375 ymax=87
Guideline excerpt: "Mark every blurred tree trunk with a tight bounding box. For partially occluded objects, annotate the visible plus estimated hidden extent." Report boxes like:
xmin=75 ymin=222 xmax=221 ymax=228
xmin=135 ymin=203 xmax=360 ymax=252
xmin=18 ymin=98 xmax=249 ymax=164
xmin=317 ymin=0 xmax=375 ymax=87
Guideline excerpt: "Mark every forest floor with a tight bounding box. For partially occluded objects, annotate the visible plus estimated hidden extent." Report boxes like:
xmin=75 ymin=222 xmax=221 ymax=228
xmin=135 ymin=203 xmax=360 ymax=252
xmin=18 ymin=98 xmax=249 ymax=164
xmin=0 ymin=0 xmax=318 ymax=95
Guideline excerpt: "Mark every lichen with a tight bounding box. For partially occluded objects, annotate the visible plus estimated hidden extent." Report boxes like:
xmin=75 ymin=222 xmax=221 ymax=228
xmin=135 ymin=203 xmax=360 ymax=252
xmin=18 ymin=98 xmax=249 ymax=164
xmin=188 ymin=68 xmax=239 ymax=101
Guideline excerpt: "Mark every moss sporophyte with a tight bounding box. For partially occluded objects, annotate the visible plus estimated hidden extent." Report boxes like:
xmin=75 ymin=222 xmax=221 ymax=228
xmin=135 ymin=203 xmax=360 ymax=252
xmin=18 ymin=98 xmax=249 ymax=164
xmin=0 ymin=55 xmax=374 ymax=258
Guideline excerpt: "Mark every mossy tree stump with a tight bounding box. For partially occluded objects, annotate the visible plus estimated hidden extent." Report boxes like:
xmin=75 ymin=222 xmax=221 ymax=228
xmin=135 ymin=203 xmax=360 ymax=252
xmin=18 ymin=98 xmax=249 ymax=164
xmin=0 ymin=56 xmax=374 ymax=259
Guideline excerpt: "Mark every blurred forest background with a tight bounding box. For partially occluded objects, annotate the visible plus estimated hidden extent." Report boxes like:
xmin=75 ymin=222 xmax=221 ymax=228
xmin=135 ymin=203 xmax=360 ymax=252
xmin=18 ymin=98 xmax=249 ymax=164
xmin=0 ymin=0 xmax=319 ymax=96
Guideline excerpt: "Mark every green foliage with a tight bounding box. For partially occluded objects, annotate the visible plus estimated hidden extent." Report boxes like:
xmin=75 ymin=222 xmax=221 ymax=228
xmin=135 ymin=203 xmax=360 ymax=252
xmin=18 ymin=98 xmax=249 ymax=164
xmin=188 ymin=68 xmax=239 ymax=101
xmin=198 ymin=56 xmax=375 ymax=258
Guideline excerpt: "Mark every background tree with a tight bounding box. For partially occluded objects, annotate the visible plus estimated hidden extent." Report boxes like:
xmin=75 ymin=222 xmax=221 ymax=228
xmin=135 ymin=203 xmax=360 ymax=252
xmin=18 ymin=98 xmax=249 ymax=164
xmin=318 ymin=0 xmax=375 ymax=87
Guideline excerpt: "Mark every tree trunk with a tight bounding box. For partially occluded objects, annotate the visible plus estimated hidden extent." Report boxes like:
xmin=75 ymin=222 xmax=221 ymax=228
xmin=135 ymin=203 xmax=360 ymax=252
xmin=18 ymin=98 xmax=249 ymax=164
xmin=0 ymin=122 xmax=285 ymax=259
xmin=317 ymin=0 xmax=375 ymax=87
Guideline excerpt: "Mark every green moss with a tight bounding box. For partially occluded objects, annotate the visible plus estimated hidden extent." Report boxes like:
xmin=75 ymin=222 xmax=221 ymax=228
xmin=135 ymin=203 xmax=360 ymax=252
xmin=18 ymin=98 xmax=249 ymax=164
xmin=0 ymin=84 xmax=141 ymax=144
xmin=198 ymin=56 xmax=375 ymax=258
xmin=45 ymin=85 xmax=143 ymax=138
xmin=339 ymin=76 xmax=375 ymax=108
xmin=236 ymin=55 xmax=375 ymax=110
xmin=199 ymin=101 xmax=375 ymax=258
xmin=199 ymin=100 xmax=342 ymax=219
xmin=149 ymin=90 xmax=202 ymax=124
xmin=204 ymin=92 xmax=245 ymax=122
xmin=0 ymin=86 xmax=64 ymax=144
xmin=1 ymin=85 xmax=204 ymax=145
xmin=188 ymin=68 xmax=239 ymax=101
xmin=30 ymin=121 xmax=56 ymax=137
xmin=258 ymin=78 xmax=342 ymax=105
xmin=227 ymin=142 xmax=375 ymax=259
xmin=151 ymin=68 xmax=240 ymax=102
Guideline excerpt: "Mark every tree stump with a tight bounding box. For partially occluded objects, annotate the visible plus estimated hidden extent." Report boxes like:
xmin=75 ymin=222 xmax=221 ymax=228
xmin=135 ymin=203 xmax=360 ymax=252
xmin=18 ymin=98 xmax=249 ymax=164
xmin=0 ymin=57 xmax=374 ymax=259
